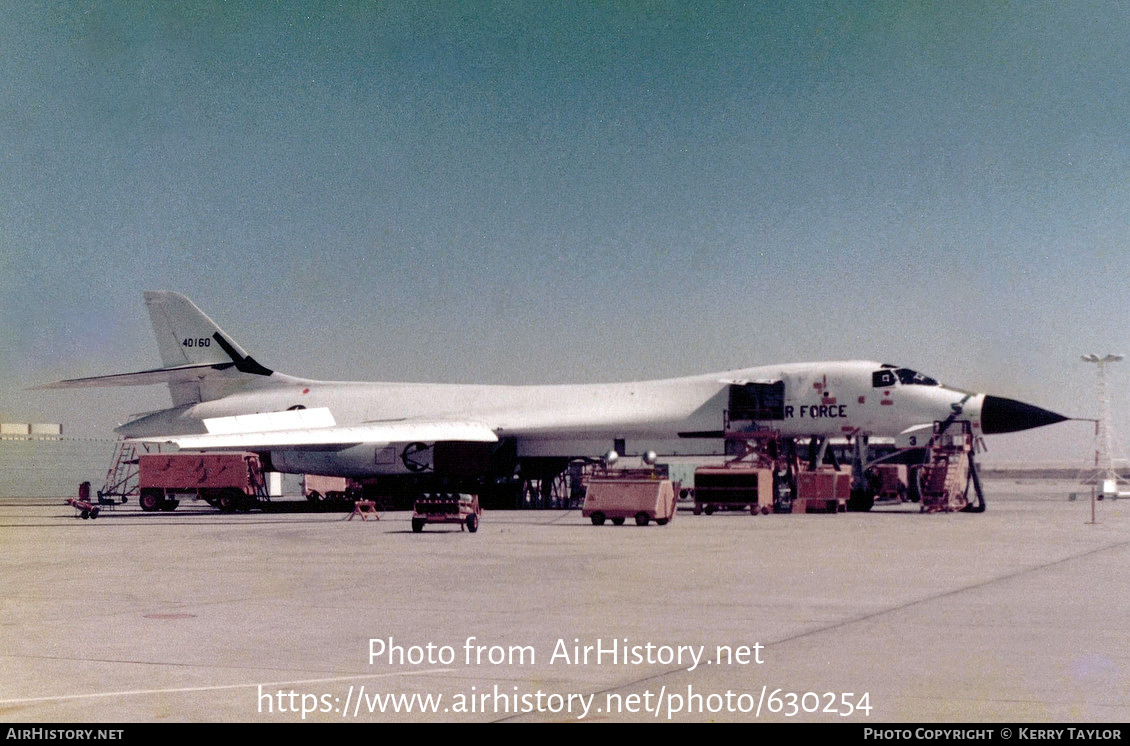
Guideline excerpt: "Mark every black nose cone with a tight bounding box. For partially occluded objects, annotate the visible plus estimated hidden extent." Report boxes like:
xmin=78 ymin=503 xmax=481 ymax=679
xmin=981 ymin=395 xmax=1069 ymax=434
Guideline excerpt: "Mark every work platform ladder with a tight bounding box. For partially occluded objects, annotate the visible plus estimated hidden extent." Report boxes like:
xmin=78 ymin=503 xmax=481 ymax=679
xmin=98 ymin=439 xmax=164 ymax=505
xmin=918 ymin=421 xmax=986 ymax=513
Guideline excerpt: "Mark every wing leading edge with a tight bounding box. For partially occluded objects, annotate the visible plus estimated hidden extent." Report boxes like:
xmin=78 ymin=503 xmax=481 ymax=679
xmin=139 ymin=419 xmax=499 ymax=451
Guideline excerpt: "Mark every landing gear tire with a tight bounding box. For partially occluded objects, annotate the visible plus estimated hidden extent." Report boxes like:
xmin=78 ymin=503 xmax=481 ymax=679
xmin=655 ymin=518 xmax=668 ymax=526
xmin=847 ymin=489 xmax=874 ymax=512
xmin=611 ymin=517 xmax=625 ymax=525
xmin=635 ymin=512 xmax=649 ymax=526
xmin=590 ymin=512 xmax=605 ymax=526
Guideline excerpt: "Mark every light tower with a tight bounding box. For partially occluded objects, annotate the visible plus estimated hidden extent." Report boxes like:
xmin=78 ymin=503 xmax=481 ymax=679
xmin=1079 ymin=353 xmax=1126 ymax=492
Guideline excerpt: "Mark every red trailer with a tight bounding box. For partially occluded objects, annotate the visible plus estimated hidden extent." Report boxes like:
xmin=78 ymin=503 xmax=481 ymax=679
xmin=138 ymin=452 xmax=266 ymax=512
xmin=793 ymin=468 xmax=852 ymax=513
xmin=66 ymin=482 xmax=100 ymax=520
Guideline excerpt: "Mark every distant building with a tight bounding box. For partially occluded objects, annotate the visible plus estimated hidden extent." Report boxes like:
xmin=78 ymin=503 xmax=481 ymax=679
xmin=0 ymin=423 xmax=63 ymax=440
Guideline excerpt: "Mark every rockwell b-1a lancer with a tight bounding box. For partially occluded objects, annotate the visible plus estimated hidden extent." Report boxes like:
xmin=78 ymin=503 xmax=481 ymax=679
xmin=39 ymin=291 xmax=1068 ymax=509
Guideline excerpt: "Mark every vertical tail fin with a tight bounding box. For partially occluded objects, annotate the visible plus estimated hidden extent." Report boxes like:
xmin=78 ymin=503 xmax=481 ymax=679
xmin=144 ymin=291 xmax=278 ymax=405
xmin=144 ymin=292 xmax=258 ymax=369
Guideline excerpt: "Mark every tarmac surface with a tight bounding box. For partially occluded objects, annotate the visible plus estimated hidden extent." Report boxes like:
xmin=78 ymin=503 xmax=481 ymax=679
xmin=1 ymin=478 xmax=1127 ymax=723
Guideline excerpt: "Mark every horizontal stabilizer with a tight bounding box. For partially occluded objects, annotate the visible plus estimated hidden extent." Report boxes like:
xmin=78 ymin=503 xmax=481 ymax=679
xmin=32 ymin=363 xmax=233 ymax=390
xmin=138 ymin=420 xmax=499 ymax=450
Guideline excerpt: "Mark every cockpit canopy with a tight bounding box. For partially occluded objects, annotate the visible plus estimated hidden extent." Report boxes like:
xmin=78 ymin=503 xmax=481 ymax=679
xmin=872 ymin=364 xmax=940 ymax=388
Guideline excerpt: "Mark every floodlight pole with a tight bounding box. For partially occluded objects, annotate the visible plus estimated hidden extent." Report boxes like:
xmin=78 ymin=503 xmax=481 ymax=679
xmin=1079 ymin=353 xmax=1125 ymax=492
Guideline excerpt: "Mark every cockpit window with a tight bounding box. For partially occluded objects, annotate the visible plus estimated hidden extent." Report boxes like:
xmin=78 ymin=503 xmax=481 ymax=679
xmin=872 ymin=368 xmax=941 ymax=387
xmin=872 ymin=370 xmax=897 ymax=387
xmin=894 ymin=368 xmax=939 ymax=386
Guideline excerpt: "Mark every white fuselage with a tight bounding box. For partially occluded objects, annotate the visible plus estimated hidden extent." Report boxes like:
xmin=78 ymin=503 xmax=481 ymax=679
xmin=118 ymin=360 xmax=984 ymax=477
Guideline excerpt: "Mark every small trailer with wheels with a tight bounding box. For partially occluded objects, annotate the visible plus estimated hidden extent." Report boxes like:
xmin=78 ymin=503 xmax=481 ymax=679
xmin=66 ymin=481 xmax=101 ymax=519
xmin=412 ymin=493 xmax=481 ymax=533
xmin=692 ymin=465 xmax=774 ymax=515
xmin=793 ymin=467 xmax=852 ymax=513
xmin=66 ymin=483 xmax=101 ymax=520
xmin=137 ymin=452 xmax=267 ymax=512
xmin=582 ymin=476 xmax=677 ymax=526
xmin=304 ymin=474 xmax=356 ymax=504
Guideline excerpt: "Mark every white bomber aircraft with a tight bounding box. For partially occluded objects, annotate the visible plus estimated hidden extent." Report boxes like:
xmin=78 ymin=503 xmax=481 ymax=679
xmin=39 ymin=292 xmax=1068 ymax=502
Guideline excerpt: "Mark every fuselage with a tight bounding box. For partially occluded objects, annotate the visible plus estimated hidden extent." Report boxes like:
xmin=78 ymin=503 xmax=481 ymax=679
xmin=117 ymin=360 xmax=998 ymax=477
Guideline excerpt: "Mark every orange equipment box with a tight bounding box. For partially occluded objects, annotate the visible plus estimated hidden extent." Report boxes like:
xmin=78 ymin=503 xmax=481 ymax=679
xmin=692 ymin=466 xmax=773 ymax=515
xmin=793 ymin=468 xmax=852 ymax=513
xmin=583 ymin=477 xmax=677 ymax=526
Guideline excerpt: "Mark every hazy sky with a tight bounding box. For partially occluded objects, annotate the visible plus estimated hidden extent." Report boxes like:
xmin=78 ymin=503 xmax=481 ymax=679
xmin=3 ymin=1 xmax=1128 ymax=464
